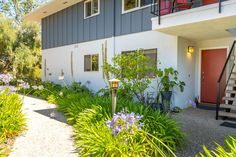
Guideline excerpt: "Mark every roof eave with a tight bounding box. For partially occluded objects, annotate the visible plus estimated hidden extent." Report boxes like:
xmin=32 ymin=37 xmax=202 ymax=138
xmin=24 ymin=0 xmax=83 ymax=22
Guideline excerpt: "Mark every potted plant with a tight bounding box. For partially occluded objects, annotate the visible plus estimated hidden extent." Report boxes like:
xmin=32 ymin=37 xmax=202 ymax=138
xmin=156 ymin=67 xmax=185 ymax=112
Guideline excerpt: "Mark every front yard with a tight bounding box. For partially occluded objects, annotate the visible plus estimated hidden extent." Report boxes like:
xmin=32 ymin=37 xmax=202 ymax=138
xmin=0 ymin=81 xmax=236 ymax=156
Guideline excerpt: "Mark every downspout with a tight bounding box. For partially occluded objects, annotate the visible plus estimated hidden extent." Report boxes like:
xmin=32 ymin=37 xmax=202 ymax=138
xmin=113 ymin=0 xmax=116 ymax=56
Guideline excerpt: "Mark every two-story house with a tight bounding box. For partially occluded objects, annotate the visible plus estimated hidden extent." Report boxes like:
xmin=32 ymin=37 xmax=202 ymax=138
xmin=25 ymin=0 xmax=236 ymax=118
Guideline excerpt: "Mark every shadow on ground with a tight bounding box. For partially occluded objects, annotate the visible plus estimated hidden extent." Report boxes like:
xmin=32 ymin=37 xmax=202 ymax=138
xmin=174 ymin=107 xmax=236 ymax=157
xmin=34 ymin=108 xmax=68 ymax=124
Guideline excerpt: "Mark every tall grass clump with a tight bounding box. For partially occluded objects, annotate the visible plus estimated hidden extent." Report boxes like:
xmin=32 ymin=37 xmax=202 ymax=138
xmin=0 ymin=91 xmax=26 ymax=156
xmin=197 ymin=136 xmax=236 ymax=157
xmin=74 ymin=106 xmax=177 ymax=157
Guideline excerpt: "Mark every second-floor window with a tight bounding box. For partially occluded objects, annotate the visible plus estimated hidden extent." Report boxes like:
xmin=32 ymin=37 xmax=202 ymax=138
xmin=84 ymin=0 xmax=100 ymax=18
xmin=123 ymin=0 xmax=155 ymax=13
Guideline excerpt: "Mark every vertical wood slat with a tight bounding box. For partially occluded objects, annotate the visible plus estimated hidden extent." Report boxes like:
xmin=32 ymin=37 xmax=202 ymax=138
xmin=71 ymin=51 xmax=74 ymax=78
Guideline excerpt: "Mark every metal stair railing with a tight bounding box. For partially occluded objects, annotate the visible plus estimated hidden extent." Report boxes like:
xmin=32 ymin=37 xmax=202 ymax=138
xmin=216 ymin=41 xmax=236 ymax=120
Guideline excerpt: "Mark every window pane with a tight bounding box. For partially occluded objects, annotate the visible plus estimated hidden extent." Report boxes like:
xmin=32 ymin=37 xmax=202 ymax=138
xmin=92 ymin=55 xmax=99 ymax=71
xmin=92 ymin=0 xmax=98 ymax=14
xmin=143 ymin=49 xmax=157 ymax=78
xmin=84 ymin=55 xmax=91 ymax=71
xmin=140 ymin=0 xmax=152 ymax=7
xmin=124 ymin=0 xmax=139 ymax=11
xmin=85 ymin=1 xmax=92 ymax=17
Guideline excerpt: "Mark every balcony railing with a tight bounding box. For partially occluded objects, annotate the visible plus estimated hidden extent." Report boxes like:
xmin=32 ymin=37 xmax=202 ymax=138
xmin=151 ymin=0 xmax=226 ymax=25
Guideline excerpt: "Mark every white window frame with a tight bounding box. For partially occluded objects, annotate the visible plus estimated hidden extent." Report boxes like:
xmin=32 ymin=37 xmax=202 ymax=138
xmin=84 ymin=0 xmax=100 ymax=19
xmin=122 ymin=0 xmax=154 ymax=14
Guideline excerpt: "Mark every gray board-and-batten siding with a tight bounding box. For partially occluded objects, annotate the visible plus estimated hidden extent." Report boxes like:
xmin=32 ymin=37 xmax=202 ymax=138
xmin=41 ymin=0 xmax=155 ymax=50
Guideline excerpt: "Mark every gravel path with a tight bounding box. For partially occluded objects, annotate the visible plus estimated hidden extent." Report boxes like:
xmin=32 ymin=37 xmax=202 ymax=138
xmin=175 ymin=107 xmax=236 ymax=157
xmin=9 ymin=96 xmax=78 ymax=157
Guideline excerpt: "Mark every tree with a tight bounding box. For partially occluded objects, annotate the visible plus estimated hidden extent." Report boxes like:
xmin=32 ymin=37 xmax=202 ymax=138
xmin=13 ymin=22 xmax=42 ymax=81
xmin=0 ymin=16 xmax=16 ymax=73
xmin=0 ymin=0 xmax=48 ymax=24
xmin=103 ymin=50 xmax=158 ymax=103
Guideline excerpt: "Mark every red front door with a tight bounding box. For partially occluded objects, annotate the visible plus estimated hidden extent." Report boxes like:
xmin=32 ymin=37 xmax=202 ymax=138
xmin=201 ymin=48 xmax=227 ymax=103
xmin=202 ymin=0 xmax=218 ymax=5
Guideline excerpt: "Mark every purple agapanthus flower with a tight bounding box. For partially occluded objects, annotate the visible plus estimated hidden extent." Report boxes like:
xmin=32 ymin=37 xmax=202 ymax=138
xmin=0 ymin=74 xmax=13 ymax=84
xmin=0 ymin=86 xmax=17 ymax=93
xmin=19 ymin=81 xmax=30 ymax=89
xmin=106 ymin=111 xmax=144 ymax=135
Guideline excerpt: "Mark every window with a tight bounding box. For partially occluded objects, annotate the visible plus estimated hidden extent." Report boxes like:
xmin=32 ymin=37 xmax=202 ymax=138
xmin=123 ymin=0 xmax=156 ymax=12
xmin=84 ymin=54 xmax=99 ymax=72
xmin=84 ymin=0 xmax=99 ymax=18
xmin=143 ymin=49 xmax=157 ymax=78
xmin=122 ymin=49 xmax=157 ymax=78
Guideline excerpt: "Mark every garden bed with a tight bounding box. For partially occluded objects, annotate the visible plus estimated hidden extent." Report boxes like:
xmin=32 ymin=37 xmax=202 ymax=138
xmin=22 ymin=82 xmax=185 ymax=156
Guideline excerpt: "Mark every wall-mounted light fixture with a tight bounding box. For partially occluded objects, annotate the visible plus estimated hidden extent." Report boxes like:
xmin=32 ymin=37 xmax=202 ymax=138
xmin=187 ymin=46 xmax=195 ymax=54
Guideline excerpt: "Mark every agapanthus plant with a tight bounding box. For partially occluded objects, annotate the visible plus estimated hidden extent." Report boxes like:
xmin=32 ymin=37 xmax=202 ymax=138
xmin=106 ymin=111 xmax=144 ymax=135
xmin=18 ymin=80 xmax=30 ymax=89
xmin=0 ymin=86 xmax=17 ymax=93
xmin=0 ymin=74 xmax=13 ymax=85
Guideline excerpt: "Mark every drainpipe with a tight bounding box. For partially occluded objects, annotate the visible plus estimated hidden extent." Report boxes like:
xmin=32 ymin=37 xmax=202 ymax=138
xmin=113 ymin=0 xmax=116 ymax=56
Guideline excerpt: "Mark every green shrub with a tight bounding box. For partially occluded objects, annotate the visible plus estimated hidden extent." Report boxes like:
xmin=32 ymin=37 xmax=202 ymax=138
xmin=56 ymin=94 xmax=184 ymax=154
xmin=74 ymin=106 xmax=176 ymax=157
xmin=197 ymin=136 xmax=236 ymax=157
xmin=47 ymin=94 xmax=57 ymax=104
xmin=103 ymin=50 xmax=158 ymax=103
xmin=0 ymin=91 xmax=26 ymax=155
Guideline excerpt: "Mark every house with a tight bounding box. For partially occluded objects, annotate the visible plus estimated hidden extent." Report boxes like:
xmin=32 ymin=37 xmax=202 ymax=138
xmin=25 ymin=0 xmax=236 ymax=118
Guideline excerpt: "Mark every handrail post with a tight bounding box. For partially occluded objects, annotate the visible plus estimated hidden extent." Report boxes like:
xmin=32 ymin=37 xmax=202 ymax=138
xmin=216 ymin=82 xmax=220 ymax=120
xmin=158 ymin=0 xmax=161 ymax=25
xmin=219 ymin=0 xmax=222 ymax=13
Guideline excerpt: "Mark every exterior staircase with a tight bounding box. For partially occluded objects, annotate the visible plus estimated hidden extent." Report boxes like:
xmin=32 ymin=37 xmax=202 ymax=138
xmin=216 ymin=41 xmax=236 ymax=120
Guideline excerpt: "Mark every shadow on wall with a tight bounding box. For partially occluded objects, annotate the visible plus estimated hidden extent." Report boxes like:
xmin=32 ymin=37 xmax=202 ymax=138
xmin=34 ymin=108 xmax=68 ymax=124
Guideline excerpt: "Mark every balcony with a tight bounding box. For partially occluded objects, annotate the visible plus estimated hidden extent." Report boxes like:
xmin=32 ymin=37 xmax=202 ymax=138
xmin=151 ymin=0 xmax=236 ymax=41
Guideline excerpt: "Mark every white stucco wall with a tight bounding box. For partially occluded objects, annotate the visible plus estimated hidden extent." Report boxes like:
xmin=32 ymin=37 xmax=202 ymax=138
xmin=42 ymin=30 xmax=178 ymax=88
xmin=42 ymin=38 xmax=114 ymax=92
xmin=42 ymin=30 xmax=201 ymax=107
xmin=176 ymin=37 xmax=196 ymax=108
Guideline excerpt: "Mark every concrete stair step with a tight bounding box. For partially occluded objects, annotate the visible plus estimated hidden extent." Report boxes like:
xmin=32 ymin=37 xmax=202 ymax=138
xmin=229 ymin=78 xmax=236 ymax=81
xmin=225 ymin=90 xmax=236 ymax=94
xmin=231 ymin=72 xmax=236 ymax=75
xmin=223 ymin=97 xmax=236 ymax=101
xmin=220 ymin=104 xmax=236 ymax=110
xmin=219 ymin=111 xmax=236 ymax=118
xmin=227 ymin=83 xmax=236 ymax=87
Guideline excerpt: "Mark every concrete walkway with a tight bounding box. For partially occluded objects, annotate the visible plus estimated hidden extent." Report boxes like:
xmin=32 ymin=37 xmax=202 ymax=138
xmin=175 ymin=107 xmax=236 ymax=157
xmin=9 ymin=96 xmax=77 ymax=157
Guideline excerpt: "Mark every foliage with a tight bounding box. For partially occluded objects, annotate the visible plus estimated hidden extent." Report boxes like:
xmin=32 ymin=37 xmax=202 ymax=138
xmin=197 ymin=136 xmax=236 ymax=157
xmin=103 ymin=50 xmax=157 ymax=102
xmin=74 ymin=106 xmax=177 ymax=157
xmin=157 ymin=67 xmax=185 ymax=93
xmin=0 ymin=15 xmax=42 ymax=80
xmin=156 ymin=67 xmax=185 ymax=93
xmin=13 ymin=22 xmax=42 ymax=81
xmin=0 ymin=17 xmax=16 ymax=73
xmin=0 ymin=0 xmax=48 ymax=24
xmin=26 ymin=81 xmax=184 ymax=156
xmin=0 ymin=91 xmax=26 ymax=155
